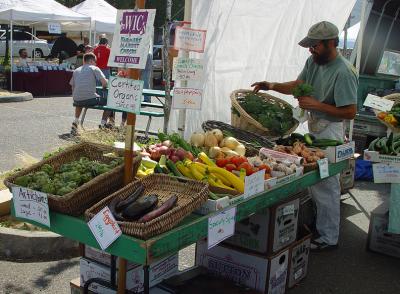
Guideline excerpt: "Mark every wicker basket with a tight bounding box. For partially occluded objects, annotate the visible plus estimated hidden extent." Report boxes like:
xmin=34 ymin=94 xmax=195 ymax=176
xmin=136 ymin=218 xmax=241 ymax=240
xmin=4 ymin=142 xmax=141 ymax=216
xmin=231 ymin=89 xmax=298 ymax=137
xmin=202 ymin=121 xmax=276 ymax=154
xmin=85 ymin=174 xmax=209 ymax=240
xmin=376 ymin=93 xmax=400 ymax=133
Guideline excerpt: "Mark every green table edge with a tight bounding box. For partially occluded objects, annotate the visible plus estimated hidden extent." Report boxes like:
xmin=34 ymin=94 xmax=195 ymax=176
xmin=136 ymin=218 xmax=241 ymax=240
xmin=11 ymin=160 xmax=349 ymax=265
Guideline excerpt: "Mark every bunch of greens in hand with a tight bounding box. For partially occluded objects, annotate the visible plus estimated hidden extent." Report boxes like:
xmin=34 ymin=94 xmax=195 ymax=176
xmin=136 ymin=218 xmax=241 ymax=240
xmin=292 ymin=83 xmax=313 ymax=98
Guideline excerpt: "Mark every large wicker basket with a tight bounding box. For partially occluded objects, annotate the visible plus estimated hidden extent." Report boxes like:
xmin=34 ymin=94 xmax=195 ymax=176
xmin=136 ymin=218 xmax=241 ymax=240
xmin=4 ymin=142 xmax=141 ymax=216
xmin=231 ymin=89 xmax=298 ymax=137
xmin=85 ymin=174 xmax=209 ymax=240
xmin=376 ymin=93 xmax=400 ymax=133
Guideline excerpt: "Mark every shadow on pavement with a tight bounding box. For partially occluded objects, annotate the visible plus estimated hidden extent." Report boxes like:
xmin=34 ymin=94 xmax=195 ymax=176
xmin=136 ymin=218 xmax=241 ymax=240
xmin=33 ymin=258 xmax=79 ymax=289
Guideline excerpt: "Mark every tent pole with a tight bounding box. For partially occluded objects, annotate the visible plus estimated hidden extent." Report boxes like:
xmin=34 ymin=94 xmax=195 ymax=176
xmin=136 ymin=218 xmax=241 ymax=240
xmin=89 ymin=19 xmax=92 ymax=46
xmin=10 ymin=20 xmax=13 ymax=91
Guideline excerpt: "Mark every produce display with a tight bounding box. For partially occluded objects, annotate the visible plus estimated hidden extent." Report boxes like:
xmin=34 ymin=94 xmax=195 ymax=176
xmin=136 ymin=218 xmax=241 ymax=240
xmin=377 ymin=104 xmax=400 ymax=128
xmin=248 ymin=154 xmax=298 ymax=178
xmin=368 ymin=133 xmax=400 ymax=155
xmin=109 ymin=184 xmax=177 ymax=223
xmin=277 ymin=133 xmax=343 ymax=148
xmin=235 ymin=92 xmax=297 ymax=136
xmin=274 ymin=142 xmax=325 ymax=165
xmin=14 ymin=157 xmax=123 ymax=195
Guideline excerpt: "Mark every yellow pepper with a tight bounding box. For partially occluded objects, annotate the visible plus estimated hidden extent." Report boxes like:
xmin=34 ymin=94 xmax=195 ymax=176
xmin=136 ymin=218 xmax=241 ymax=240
xmin=384 ymin=114 xmax=398 ymax=126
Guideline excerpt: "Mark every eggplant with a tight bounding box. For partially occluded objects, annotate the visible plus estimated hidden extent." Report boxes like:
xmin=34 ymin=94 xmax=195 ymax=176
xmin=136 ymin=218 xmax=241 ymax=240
xmin=109 ymin=196 xmax=125 ymax=221
xmin=122 ymin=194 xmax=159 ymax=221
xmin=116 ymin=185 xmax=144 ymax=211
xmin=138 ymin=195 xmax=177 ymax=223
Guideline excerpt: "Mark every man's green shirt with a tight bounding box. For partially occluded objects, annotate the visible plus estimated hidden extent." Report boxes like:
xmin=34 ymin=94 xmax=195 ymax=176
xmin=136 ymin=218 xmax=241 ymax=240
xmin=298 ymin=53 xmax=358 ymax=122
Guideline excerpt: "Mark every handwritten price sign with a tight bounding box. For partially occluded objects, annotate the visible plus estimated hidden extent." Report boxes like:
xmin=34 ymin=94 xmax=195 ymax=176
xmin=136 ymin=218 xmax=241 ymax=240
xmin=208 ymin=207 xmax=236 ymax=249
xmin=12 ymin=187 xmax=50 ymax=227
xmin=244 ymin=169 xmax=265 ymax=199
xmin=172 ymin=57 xmax=204 ymax=81
xmin=174 ymin=27 xmax=207 ymax=53
xmin=107 ymin=76 xmax=143 ymax=114
xmin=88 ymin=206 xmax=122 ymax=250
xmin=172 ymin=87 xmax=203 ymax=110
xmin=373 ymin=163 xmax=400 ymax=183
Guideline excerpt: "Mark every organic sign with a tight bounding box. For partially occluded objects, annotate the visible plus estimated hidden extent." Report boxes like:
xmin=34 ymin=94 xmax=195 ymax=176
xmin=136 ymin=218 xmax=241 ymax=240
xmin=172 ymin=57 xmax=204 ymax=81
xmin=174 ymin=27 xmax=207 ymax=53
xmin=208 ymin=207 xmax=236 ymax=249
xmin=108 ymin=9 xmax=156 ymax=69
xmin=244 ymin=169 xmax=265 ymax=199
xmin=363 ymin=94 xmax=394 ymax=112
xmin=12 ymin=187 xmax=50 ymax=227
xmin=373 ymin=163 xmax=400 ymax=183
xmin=172 ymin=87 xmax=203 ymax=110
xmin=88 ymin=206 xmax=122 ymax=250
xmin=107 ymin=76 xmax=143 ymax=114
xmin=48 ymin=22 xmax=61 ymax=34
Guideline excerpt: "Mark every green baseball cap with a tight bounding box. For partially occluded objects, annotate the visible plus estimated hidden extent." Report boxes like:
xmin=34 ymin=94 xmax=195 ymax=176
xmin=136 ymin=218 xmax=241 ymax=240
xmin=298 ymin=21 xmax=339 ymax=48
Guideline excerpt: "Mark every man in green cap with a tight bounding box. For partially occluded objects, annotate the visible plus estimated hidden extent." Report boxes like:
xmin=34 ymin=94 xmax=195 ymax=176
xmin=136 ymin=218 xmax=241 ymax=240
xmin=251 ymin=21 xmax=358 ymax=251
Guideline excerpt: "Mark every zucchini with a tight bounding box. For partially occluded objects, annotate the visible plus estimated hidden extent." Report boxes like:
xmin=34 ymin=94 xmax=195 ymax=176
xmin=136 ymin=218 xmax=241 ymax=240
xmin=154 ymin=163 xmax=164 ymax=174
xmin=312 ymin=139 xmax=342 ymax=147
xmin=368 ymin=138 xmax=379 ymax=151
xmin=166 ymin=160 xmax=183 ymax=177
xmin=304 ymin=133 xmax=313 ymax=145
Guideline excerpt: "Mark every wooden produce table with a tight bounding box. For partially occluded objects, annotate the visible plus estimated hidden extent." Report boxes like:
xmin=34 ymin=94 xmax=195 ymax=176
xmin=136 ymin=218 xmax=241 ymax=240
xmin=11 ymin=160 xmax=349 ymax=293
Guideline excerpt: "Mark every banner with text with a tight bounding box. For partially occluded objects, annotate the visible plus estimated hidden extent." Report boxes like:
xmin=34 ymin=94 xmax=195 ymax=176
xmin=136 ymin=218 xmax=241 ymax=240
xmin=172 ymin=87 xmax=203 ymax=110
xmin=107 ymin=76 xmax=143 ymax=114
xmin=48 ymin=23 xmax=61 ymax=34
xmin=174 ymin=27 xmax=207 ymax=53
xmin=172 ymin=57 xmax=204 ymax=81
xmin=108 ymin=9 xmax=155 ymax=69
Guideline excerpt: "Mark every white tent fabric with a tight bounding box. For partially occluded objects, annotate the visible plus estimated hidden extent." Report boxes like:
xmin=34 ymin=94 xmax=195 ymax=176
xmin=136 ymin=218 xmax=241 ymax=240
xmin=70 ymin=0 xmax=117 ymax=34
xmin=168 ymin=0 xmax=357 ymax=138
xmin=0 ymin=0 xmax=90 ymax=23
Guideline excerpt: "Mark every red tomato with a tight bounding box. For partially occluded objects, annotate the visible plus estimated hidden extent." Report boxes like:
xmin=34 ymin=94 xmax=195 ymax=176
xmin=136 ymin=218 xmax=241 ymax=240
xmin=238 ymin=162 xmax=252 ymax=175
xmin=225 ymin=163 xmax=237 ymax=172
xmin=231 ymin=156 xmax=247 ymax=166
xmin=216 ymin=158 xmax=228 ymax=167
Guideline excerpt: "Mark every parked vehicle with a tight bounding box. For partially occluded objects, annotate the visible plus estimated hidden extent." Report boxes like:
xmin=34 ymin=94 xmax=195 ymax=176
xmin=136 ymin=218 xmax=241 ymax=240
xmin=0 ymin=30 xmax=51 ymax=58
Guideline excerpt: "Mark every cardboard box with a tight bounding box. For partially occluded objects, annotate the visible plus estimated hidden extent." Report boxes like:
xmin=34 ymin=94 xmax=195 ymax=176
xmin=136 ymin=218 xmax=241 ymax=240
xmin=195 ymin=195 xmax=244 ymax=215
xmin=340 ymin=158 xmax=355 ymax=193
xmin=264 ymin=167 xmax=304 ymax=190
xmin=224 ymin=196 xmax=299 ymax=255
xmin=287 ymin=225 xmax=312 ymax=289
xmin=367 ymin=203 xmax=400 ymax=258
xmin=80 ymin=254 xmax=178 ymax=293
xmin=324 ymin=141 xmax=355 ymax=163
xmin=84 ymin=246 xmax=137 ymax=271
xmin=364 ymin=150 xmax=400 ymax=164
xmin=196 ymin=240 xmax=288 ymax=294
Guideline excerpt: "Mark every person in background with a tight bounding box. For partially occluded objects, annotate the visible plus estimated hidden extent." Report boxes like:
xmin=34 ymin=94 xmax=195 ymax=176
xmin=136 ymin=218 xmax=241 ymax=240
xmin=94 ymin=37 xmax=114 ymax=126
xmin=76 ymin=37 xmax=90 ymax=67
xmin=85 ymin=45 xmax=93 ymax=53
xmin=70 ymin=53 xmax=112 ymax=136
xmin=251 ymin=21 xmax=358 ymax=251
xmin=48 ymin=33 xmax=78 ymax=64
xmin=18 ymin=48 xmax=31 ymax=67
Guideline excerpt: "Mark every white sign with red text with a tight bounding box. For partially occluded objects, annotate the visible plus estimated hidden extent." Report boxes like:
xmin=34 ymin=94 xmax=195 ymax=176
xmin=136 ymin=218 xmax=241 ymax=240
xmin=174 ymin=27 xmax=207 ymax=53
xmin=88 ymin=206 xmax=122 ymax=250
xmin=172 ymin=87 xmax=203 ymax=110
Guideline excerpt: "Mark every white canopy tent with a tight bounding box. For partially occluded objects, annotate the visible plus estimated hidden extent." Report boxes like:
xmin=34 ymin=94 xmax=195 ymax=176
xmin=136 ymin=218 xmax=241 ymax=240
xmin=71 ymin=0 xmax=117 ymax=42
xmin=168 ymin=0 xmax=358 ymax=138
xmin=0 ymin=0 xmax=90 ymax=90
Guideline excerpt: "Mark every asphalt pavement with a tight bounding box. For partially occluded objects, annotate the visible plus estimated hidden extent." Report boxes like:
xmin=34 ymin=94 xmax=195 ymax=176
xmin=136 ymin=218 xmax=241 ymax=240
xmin=1 ymin=97 xmax=399 ymax=293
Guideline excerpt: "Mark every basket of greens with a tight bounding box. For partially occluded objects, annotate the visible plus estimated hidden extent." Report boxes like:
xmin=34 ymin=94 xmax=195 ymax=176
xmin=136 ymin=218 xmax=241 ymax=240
xmin=231 ymin=89 xmax=298 ymax=137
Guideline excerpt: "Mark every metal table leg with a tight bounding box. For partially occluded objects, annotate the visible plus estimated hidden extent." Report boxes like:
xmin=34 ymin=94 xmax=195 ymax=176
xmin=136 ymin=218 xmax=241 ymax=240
xmin=143 ymin=265 xmax=150 ymax=294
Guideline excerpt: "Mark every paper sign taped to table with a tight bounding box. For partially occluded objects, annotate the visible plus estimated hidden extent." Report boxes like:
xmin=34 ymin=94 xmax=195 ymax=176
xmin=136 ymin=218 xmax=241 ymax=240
xmin=48 ymin=22 xmax=61 ymax=34
xmin=107 ymin=76 xmax=143 ymax=114
xmin=172 ymin=87 xmax=203 ymax=110
xmin=318 ymin=158 xmax=329 ymax=179
xmin=363 ymin=94 xmax=394 ymax=112
xmin=174 ymin=27 xmax=207 ymax=53
xmin=244 ymin=169 xmax=265 ymax=199
xmin=88 ymin=206 xmax=122 ymax=250
xmin=172 ymin=57 xmax=204 ymax=81
xmin=373 ymin=163 xmax=400 ymax=183
xmin=12 ymin=187 xmax=50 ymax=227
xmin=108 ymin=9 xmax=155 ymax=69
xmin=208 ymin=207 xmax=236 ymax=249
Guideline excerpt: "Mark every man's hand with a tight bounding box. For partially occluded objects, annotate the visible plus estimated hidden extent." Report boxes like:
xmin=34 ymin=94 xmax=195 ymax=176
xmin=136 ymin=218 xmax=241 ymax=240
xmin=251 ymin=81 xmax=273 ymax=93
xmin=298 ymin=96 xmax=321 ymax=110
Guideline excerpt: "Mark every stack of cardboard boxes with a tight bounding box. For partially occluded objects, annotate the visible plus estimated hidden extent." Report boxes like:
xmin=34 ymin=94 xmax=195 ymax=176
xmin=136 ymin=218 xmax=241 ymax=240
xmin=195 ymin=191 xmax=312 ymax=294
xmin=70 ymin=245 xmax=179 ymax=293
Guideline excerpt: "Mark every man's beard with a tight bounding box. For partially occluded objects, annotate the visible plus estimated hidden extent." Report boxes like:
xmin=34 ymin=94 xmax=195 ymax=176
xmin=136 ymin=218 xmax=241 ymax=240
xmin=312 ymin=49 xmax=331 ymax=65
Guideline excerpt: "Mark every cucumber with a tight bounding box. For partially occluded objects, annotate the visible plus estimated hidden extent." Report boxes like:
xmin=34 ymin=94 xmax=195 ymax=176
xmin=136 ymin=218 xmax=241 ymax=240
xmin=368 ymin=138 xmax=379 ymax=151
xmin=312 ymin=139 xmax=341 ymax=147
xmin=154 ymin=163 xmax=164 ymax=174
xmin=387 ymin=133 xmax=394 ymax=154
xmin=304 ymin=133 xmax=313 ymax=145
xmin=166 ymin=160 xmax=183 ymax=177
